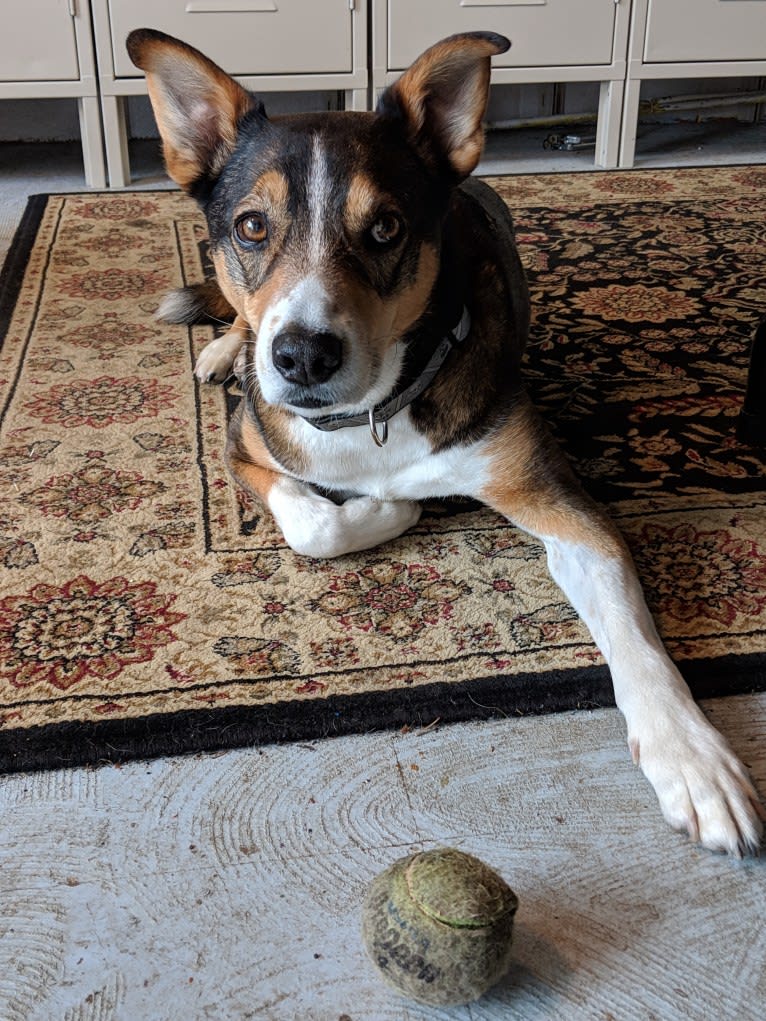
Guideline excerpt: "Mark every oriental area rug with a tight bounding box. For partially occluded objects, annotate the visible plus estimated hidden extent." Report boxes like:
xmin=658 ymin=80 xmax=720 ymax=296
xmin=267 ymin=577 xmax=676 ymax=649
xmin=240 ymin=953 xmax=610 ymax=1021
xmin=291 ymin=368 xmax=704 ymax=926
xmin=1 ymin=166 xmax=765 ymax=773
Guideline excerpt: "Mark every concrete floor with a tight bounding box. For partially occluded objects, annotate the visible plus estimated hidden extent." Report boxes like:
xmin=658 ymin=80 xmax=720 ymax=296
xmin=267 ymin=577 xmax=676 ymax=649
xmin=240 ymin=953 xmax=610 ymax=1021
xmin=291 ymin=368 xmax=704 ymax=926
xmin=1 ymin=135 xmax=765 ymax=1021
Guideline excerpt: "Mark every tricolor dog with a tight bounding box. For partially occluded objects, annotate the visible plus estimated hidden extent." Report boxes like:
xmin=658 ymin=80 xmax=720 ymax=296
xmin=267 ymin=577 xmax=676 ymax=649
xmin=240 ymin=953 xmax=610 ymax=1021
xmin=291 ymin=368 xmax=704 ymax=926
xmin=127 ymin=28 xmax=764 ymax=855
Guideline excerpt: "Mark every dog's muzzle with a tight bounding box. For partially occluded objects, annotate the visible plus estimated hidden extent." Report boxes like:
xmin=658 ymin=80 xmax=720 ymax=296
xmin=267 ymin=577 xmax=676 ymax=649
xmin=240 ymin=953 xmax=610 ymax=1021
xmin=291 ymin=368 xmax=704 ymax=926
xmin=272 ymin=330 xmax=343 ymax=387
xmin=301 ymin=305 xmax=472 ymax=446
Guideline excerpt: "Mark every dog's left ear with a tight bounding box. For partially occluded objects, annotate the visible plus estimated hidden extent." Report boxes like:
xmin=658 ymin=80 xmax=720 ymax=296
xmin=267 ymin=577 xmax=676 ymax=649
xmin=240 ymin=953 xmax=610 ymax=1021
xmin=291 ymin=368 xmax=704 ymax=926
xmin=127 ymin=28 xmax=261 ymax=193
xmin=378 ymin=32 xmax=509 ymax=181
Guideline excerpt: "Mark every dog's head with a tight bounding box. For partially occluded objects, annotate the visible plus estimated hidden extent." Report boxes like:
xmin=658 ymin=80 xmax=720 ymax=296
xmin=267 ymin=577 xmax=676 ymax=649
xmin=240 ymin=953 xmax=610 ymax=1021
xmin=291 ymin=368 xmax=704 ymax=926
xmin=127 ymin=29 xmax=508 ymax=414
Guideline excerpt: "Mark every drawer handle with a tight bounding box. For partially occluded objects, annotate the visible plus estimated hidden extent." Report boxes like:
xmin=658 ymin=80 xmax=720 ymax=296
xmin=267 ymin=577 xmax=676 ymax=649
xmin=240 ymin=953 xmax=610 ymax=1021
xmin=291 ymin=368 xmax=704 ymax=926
xmin=185 ymin=1 xmax=278 ymax=12
xmin=459 ymin=0 xmax=546 ymax=7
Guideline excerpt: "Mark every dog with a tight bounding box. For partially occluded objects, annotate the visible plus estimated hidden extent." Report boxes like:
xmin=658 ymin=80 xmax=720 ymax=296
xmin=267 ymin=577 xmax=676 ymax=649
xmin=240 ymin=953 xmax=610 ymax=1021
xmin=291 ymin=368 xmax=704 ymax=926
xmin=127 ymin=28 xmax=764 ymax=856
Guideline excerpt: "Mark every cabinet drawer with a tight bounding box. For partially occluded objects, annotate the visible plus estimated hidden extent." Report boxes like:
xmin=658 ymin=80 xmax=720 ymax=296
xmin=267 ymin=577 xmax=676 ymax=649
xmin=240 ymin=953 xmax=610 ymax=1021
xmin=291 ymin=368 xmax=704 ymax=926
xmin=108 ymin=0 xmax=353 ymax=78
xmin=1 ymin=0 xmax=80 ymax=81
xmin=644 ymin=0 xmax=766 ymax=63
xmin=387 ymin=0 xmax=617 ymax=70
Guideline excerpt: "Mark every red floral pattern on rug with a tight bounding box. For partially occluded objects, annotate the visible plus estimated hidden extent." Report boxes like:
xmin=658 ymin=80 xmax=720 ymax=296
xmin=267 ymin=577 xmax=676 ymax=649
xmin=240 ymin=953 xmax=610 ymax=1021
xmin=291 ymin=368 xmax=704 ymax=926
xmin=0 ymin=576 xmax=185 ymax=691
xmin=22 ymin=462 xmax=165 ymax=523
xmin=571 ymin=284 xmax=702 ymax=323
xmin=68 ymin=197 xmax=161 ymax=220
xmin=22 ymin=376 xmax=177 ymax=428
xmin=59 ymin=314 xmax=164 ymax=355
xmin=59 ymin=268 xmax=169 ymax=301
xmin=598 ymin=175 xmax=678 ymax=198
xmin=631 ymin=523 xmax=766 ymax=628
xmin=212 ymin=636 xmax=300 ymax=675
xmin=310 ymin=561 xmax=470 ymax=641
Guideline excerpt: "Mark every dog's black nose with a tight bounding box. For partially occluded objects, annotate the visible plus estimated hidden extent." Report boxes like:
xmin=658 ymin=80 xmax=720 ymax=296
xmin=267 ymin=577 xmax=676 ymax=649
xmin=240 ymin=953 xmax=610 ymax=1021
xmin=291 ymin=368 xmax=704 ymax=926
xmin=272 ymin=331 xmax=343 ymax=386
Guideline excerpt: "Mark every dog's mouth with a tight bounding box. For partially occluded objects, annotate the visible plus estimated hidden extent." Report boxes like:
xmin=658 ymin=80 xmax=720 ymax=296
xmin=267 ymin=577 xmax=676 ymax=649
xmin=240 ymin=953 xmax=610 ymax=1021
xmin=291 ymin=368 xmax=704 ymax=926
xmin=278 ymin=378 xmax=381 ymax=416
xmin=283 ymin=392 xmax=338 ymax=411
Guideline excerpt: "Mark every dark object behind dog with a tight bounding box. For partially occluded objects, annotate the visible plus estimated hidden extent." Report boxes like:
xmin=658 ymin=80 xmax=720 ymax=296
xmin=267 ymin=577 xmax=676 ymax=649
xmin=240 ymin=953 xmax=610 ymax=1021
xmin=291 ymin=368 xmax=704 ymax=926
xmin=738 ymin=316 xmax=766 ymax=446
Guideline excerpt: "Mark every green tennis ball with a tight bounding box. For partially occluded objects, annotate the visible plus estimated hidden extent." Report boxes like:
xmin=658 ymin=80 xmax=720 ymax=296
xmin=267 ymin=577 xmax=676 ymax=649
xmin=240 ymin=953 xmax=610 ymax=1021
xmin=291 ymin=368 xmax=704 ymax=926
xmin=361 ymin=848 xmax=519 ymax=1006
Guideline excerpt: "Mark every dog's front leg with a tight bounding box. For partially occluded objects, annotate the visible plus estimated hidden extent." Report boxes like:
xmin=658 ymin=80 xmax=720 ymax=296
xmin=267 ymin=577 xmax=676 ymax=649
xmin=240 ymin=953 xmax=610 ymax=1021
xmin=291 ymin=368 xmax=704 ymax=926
xmin=227 ymin=411 xmax=421 ymax=558
xmin=541 ymin=529 xmax=764 ymax=856
xmin=481 ymin=406 xmax=764 ymax=856
xmin=195 ymin=313 xmax=251 ymax=383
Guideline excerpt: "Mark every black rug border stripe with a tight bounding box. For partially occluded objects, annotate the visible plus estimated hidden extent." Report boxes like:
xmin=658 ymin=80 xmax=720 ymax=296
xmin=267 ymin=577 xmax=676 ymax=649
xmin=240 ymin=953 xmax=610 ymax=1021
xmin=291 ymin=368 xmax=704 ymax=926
xmin=1 ymin=185 xmax=765 ymax=774
xmin=2 ymin=654 xmax=765 ymax=774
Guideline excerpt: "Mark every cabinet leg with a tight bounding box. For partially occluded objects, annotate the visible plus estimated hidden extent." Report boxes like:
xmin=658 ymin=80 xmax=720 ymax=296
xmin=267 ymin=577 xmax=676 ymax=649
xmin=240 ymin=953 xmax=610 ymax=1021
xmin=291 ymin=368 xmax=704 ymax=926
xmin=370 ymin=62 xmax=390 ymax=108
xmin=345 ymin=87 xmax=369 ymax=112
xmin=619 ymin=78 xmax=642 ymax=169
xmin=102 ymin=95 xmax=131 ymax=188
xmin=595 ymin=79 xmax=623 ymax=169
xmin=77 ymin=97 xmax=106 ymax=189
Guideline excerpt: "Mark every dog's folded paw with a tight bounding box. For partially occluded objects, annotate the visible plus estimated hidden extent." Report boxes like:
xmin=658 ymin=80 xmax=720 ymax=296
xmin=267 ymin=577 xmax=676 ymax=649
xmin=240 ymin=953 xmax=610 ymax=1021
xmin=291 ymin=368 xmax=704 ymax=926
xmin=361 ymin=497 xmax=422 ymax=545
xmin=275 ymin=492 xmax=422 ymax=559
xmin=194 ymin=335 xmax=240 ymax=384
xmin=633 ymin=721 xmax=765 ymax=857
xmin=322 ymin=496 xmax=422 ymax=557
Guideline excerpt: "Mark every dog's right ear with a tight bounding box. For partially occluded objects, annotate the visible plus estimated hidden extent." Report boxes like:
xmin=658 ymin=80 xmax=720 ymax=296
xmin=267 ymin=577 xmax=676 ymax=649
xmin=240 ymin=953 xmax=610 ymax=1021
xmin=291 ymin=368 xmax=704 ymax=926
xmin=126 ymin=29 xmax=261 ymax=193
xmin=377 ymin=32 xmax=509 ymax=182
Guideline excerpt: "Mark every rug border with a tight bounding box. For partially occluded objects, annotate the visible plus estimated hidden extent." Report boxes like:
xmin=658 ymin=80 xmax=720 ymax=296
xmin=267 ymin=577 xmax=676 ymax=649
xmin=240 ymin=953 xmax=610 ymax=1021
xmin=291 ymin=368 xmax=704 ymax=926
xmin=1 ymin=183 xmax=764 ymax=774
xmin=1 ymin=654 xmax=765 ymax=774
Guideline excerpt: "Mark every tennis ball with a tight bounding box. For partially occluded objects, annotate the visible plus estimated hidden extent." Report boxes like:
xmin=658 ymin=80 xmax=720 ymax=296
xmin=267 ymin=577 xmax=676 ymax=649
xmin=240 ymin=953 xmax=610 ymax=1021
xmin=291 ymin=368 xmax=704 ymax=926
xmin=361 ymin=848 xmax=519 ymax=1006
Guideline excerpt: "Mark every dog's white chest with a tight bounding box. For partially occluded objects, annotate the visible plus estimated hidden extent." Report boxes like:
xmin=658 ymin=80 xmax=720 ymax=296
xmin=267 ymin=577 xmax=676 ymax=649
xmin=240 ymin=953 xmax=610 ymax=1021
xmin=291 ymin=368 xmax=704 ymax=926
xmin=289 ymin=410 xmax=487 ymax=501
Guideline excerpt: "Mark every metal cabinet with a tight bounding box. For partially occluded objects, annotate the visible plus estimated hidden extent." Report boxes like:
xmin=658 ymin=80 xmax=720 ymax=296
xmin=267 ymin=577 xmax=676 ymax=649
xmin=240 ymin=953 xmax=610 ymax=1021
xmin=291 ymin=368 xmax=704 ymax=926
xmin=621 ymin=0 xmax=766 ymax=165
xmin=5 ymin=1 xmax=763 ymax=185
xmin=373 ymin=0 xmax=632 ymax=169
xmin=385 ymin=0 xmax=620 ymax=71
xmin=0 ymin=0 xmax=105 ymax=187
xmin=643 ymin=0 xmax=766 ymax=64
xmin=107 ymin=0 xmax=356 ymax=78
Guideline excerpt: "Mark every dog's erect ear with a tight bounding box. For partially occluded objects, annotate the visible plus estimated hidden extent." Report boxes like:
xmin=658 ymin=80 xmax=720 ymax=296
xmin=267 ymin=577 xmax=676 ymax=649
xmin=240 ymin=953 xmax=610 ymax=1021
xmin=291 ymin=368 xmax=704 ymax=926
xmin=378 ymin=32 xmax=509 ymax=181
xmin=126 ymin=28 xmax=260 ymax=192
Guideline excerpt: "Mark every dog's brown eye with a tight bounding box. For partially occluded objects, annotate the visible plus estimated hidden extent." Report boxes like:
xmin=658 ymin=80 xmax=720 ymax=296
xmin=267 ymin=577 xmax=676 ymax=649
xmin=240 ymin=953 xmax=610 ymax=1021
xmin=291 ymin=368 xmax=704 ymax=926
xmin=235 ymin=212 xmax=268 ymax=246
xmin=369 ymin=213 xmax=401 ymax=246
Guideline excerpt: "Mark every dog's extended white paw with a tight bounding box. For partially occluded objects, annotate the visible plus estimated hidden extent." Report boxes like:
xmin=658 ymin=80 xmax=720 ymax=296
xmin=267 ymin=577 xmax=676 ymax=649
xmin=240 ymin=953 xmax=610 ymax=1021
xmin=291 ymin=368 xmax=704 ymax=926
xmin=194 ymin=333 xmax=243 ymax=383
xmin=631 ymin=716 xmax=765 ymax=857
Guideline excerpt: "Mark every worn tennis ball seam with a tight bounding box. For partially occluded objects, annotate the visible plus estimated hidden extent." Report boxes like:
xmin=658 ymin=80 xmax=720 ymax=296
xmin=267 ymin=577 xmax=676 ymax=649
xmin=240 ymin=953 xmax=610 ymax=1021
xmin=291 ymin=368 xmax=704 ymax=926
xmin=403 ymin=855 xmax=513 ymax=930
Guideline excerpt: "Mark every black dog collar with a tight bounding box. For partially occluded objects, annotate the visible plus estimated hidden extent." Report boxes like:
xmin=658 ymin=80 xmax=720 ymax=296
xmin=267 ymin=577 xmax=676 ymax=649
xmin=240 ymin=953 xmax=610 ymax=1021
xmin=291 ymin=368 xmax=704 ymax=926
xmin=300 ymin=306 xmax=472 ymax=447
